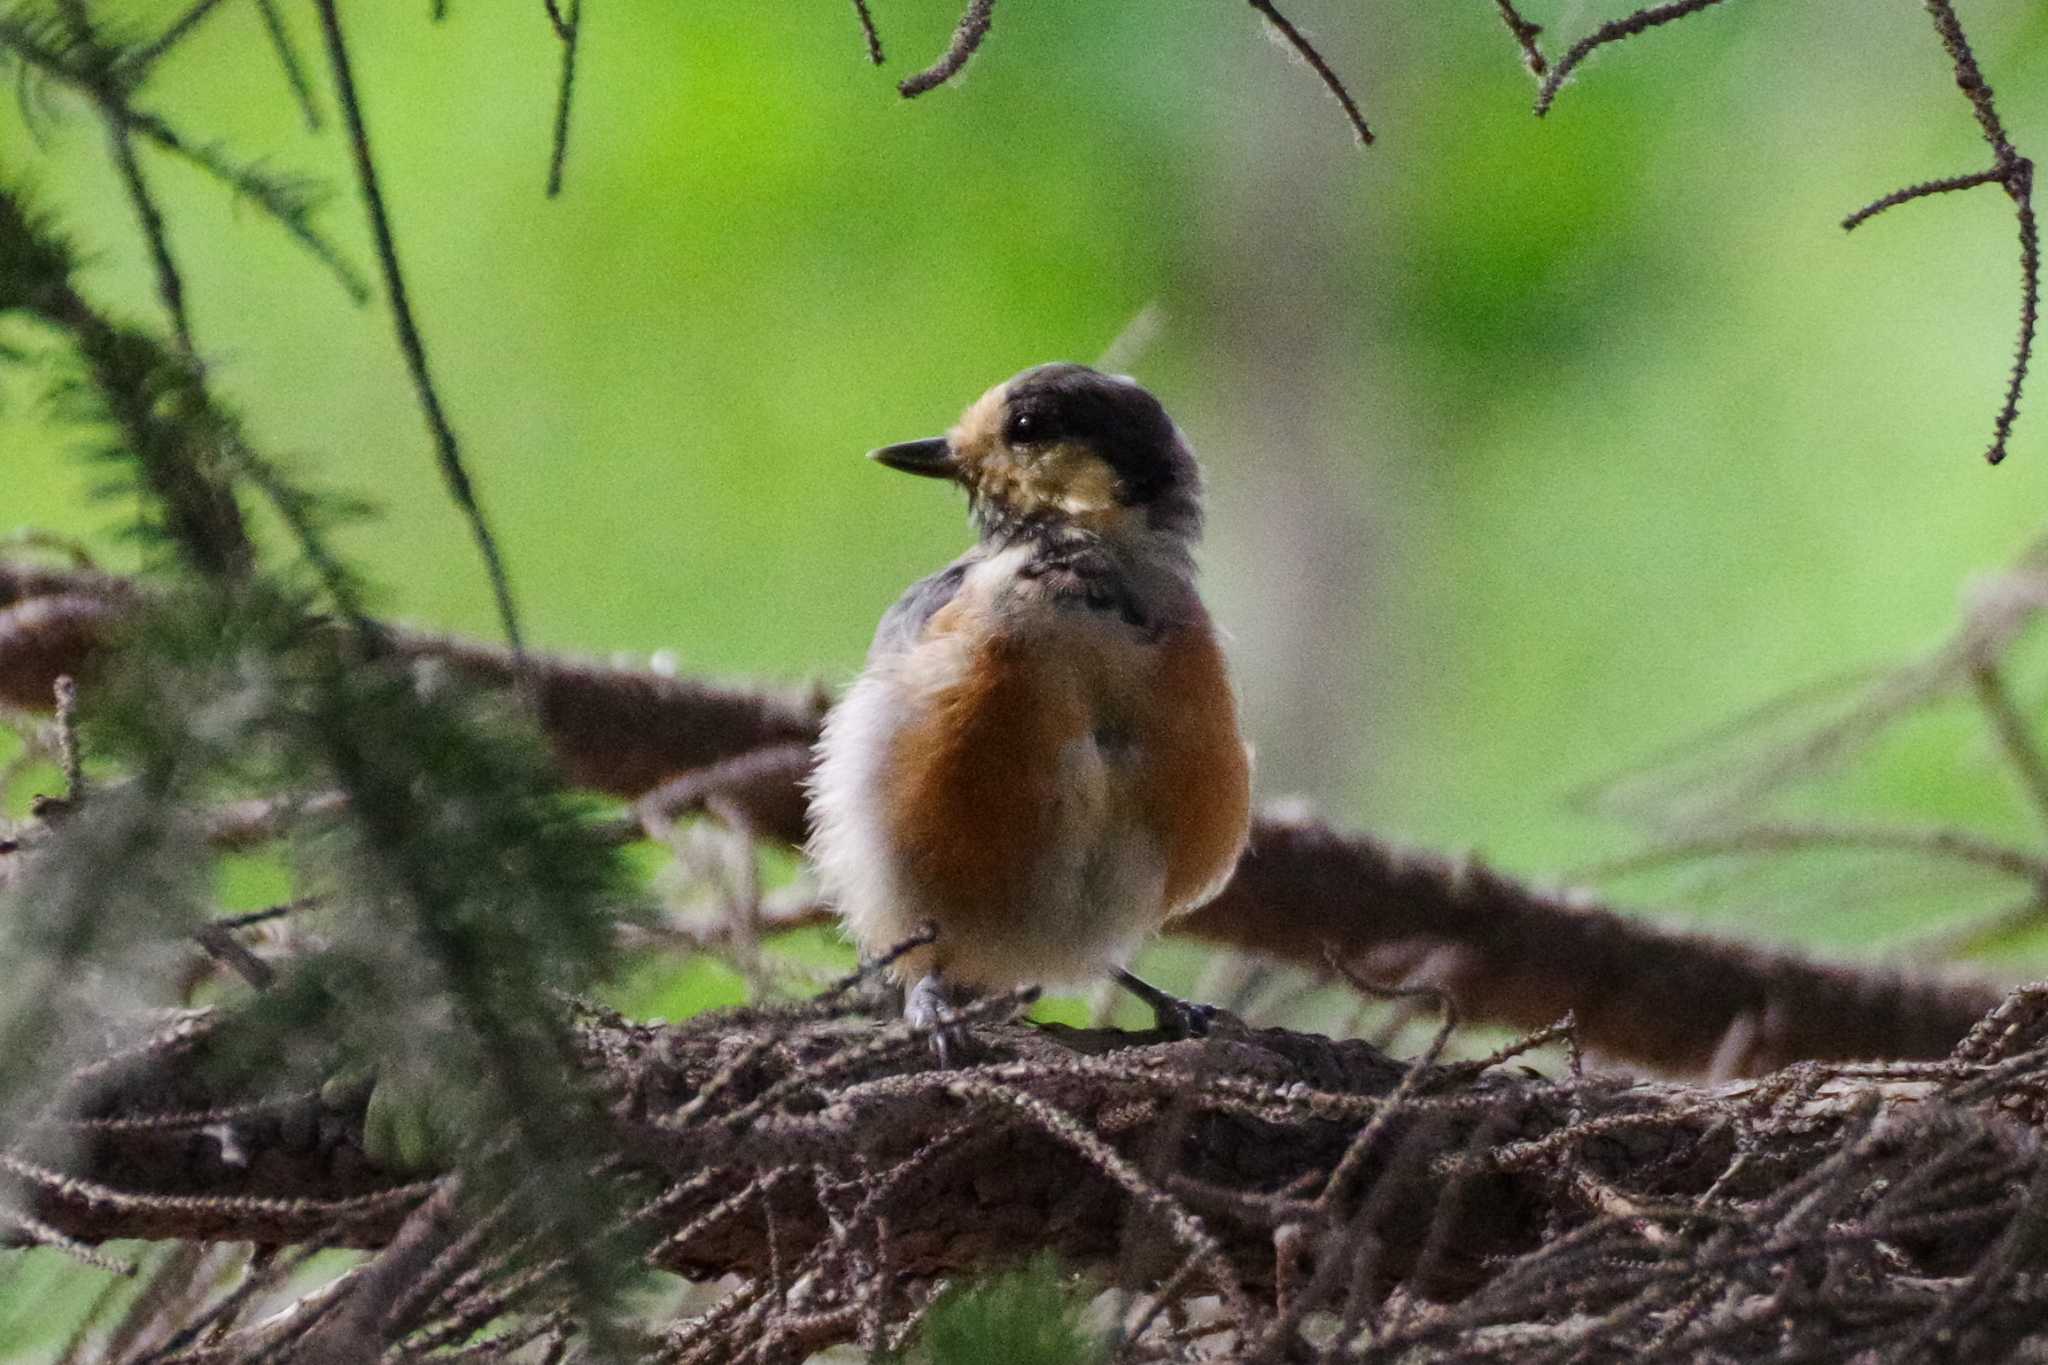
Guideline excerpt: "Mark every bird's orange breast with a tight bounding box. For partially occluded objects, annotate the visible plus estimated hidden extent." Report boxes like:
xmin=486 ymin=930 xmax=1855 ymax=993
xmin=1140 ymin=627 xmax=1253 ymax=914
xmin=880 ymin=602 xmax=1076 ymax=922
xmin=880 ymin=592 xmax=1250 ymax=932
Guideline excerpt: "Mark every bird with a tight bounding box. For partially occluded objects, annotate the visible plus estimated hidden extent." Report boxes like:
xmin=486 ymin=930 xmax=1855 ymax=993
xmin=806 ymin=362 xmax=1253 ymax=1057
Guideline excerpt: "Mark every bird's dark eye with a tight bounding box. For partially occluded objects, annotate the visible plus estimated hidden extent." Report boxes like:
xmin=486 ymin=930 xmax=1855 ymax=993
xmin=1003 ymin=410 xmax=1040 ymax=444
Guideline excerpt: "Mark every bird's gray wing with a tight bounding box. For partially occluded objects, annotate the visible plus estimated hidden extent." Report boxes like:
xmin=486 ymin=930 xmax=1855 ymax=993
xmin=868 ymin=554 xmax=975 ymax=662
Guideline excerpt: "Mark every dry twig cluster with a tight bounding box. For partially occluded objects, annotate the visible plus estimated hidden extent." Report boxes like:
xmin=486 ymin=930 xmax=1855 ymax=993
xmin=863 ymin=0 xmax=2042 ymax=465
xmin=18 ymin=967 xmax=2048 ymax=1361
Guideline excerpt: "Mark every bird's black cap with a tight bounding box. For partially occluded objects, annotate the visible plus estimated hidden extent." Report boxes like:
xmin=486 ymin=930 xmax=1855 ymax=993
xmin=999 ymin=363 xmax=1184 ymax=507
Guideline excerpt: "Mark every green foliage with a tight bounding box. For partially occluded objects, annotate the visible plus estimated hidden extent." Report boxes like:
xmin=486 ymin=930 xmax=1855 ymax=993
xmin=0 ymin=156 xmax=656 ymax=1342
xmin=0 ymin=1 xmax=366 ymax=300
xmin=0 ymin=779 xmax=207 ymax=1174
xmin=911 ymin=1255 xmax=1108 ymax=1365
xmin=0 ymin=1242 xmax=148 ymax=1357
xmin=120 ymin=581 xmax=655 ymax=1332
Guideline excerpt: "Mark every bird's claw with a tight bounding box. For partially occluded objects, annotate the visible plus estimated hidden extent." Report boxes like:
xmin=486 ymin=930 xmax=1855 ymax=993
xmin=906 ymin=972 xmax=972 ymax=1066
xmin=1153 ymin=995 xmax=1219 ymax=1040
xmin=1113 ymin=967 xmax=1221 ymax=1040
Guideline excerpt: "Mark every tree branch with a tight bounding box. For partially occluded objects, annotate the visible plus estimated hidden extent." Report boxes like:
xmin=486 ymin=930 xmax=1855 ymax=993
xmin=0 ymin=560 xmax=2002 ymax=1078
xmin=17 ymin=988 xmax=2048 ymax=1361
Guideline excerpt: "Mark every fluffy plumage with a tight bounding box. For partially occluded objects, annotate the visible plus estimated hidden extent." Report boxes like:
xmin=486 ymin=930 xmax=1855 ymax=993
xmin=807 ymin=365 xmax=1252 ymax=1000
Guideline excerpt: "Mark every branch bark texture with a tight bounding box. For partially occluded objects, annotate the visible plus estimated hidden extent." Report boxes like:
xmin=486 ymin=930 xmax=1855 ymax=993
xmin=18 ymin=990 xmax=2048 ymax=1362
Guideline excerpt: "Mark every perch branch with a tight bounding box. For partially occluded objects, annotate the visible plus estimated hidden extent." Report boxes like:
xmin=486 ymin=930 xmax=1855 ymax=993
xmin=17 ymin=989 xmax=2048 ymax=1361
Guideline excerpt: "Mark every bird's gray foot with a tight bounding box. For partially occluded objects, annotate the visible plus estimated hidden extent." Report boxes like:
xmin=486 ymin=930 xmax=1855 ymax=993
xmin=1113 ymin=967 xmax=1219 ymax=1039
xmin=905 ymin=971 xmax=972 ymax=1066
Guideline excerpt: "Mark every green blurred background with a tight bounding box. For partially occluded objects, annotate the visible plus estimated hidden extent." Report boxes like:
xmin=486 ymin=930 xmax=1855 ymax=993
xmin=7 ymin=0 xmax=2048 ymax=941
xmin=7 ymin=0 xmax=2048 ymax=1352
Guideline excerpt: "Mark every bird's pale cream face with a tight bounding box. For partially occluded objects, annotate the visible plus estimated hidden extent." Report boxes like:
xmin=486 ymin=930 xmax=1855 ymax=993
xmin=868 ymin=363 xmax=1199 ymax=546
xmin=944 ymin=380 xmax=1133 ymax=535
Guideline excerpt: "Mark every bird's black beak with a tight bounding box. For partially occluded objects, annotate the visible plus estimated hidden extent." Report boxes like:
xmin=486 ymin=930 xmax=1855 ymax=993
xmin=868 ymin=437 xmax=955 ymax=479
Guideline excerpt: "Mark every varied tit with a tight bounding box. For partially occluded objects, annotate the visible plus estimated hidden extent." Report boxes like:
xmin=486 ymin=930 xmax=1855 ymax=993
xmin=806 ymin=363 xmax=1253 ymax=1058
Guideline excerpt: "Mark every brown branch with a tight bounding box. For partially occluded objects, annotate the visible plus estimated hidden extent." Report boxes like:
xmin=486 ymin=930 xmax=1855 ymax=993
xmin=1838 ymin=0 xmax=2038 ymax=466
xmin=896 ymin=0 xmax=994 ymax=98
xmin=848 ymin=0 xmax=883 ymax=65
xmin=1489 ymin=0 xmax=1548 ymax=78
xmin=378 ymin=625 xmax=832 ymax=797
xmin=1196 ymin=815 xmax=1995 ymax=1074
xmin=0 ymin=560 xmax=2004 ymax=1078
xmin=1841 ymin=168 xmax=2004 ymax=231
xmin=21 ymin=990 xmax=2048 ymax=1361
xmin=1532 ymin=0 xmax=1731 ymax=118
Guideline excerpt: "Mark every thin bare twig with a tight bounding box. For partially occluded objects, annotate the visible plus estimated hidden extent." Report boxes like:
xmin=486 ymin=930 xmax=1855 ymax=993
xmin=253 ymin=0 xmax=322 ymax=131
xmin=1840 ymin=0 xmax=2037 ymax=465
xmin=897 ymin=0 xmax=994 ymax=97
xmin=1577 ymin=819 xmax=2048 ymax=890
xmin=53 ymin=673 xmax=80 ymax=801
xmin=1898 ymin=892 xmax=2048 ymax=962
xmin=0 ymin=10 xmax=367 ymax=300
xmin=849 ymin=0 xmax=883 ymax=65
xmin=212 ymin=895 xmax=325 ymax=932
xmin=1533 ymin=0 xmax=1731 ymax=118
xmin=1491 ymin=0 xmax=1548 ymax=77
xmin=1841 ymin=168 xmax=2003 ymax=231
xmin=125 ymin=0 xmax=233 ymax=76
xmin=103 ymin=120 xmax=194 ymax=356
xmin=544 ymin=0 xmax=582 ymax=197
xmin=311 ymin=0 xmax=533 ymax=682
xmin=51 ymin=2 xmax=198 ymax=357
xmin=1969 ymin=660 xmax=2048 ymax=835
xmin=1246 ymin=0 xmax=1372 ymax=145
